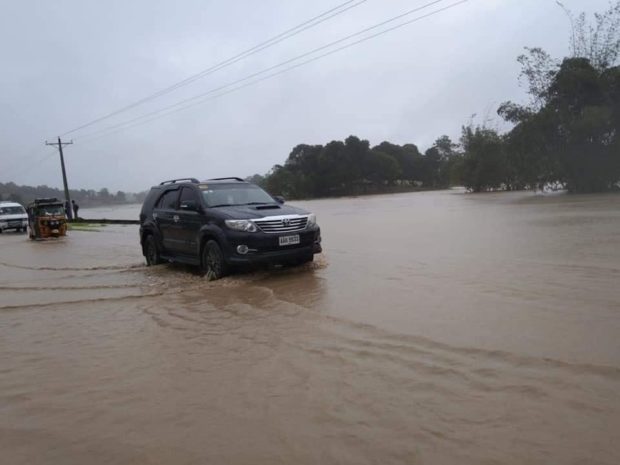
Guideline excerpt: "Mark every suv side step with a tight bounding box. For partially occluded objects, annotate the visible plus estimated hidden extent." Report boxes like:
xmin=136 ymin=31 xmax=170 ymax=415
xmin=160 ymin=254 xmax=201 ymax=266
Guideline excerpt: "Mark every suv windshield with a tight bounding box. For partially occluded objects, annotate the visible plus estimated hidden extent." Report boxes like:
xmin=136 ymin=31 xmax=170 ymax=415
xmin=0 ymin=206 xmax=26 ymax=215
xmin=201 ymin=184 xmax=275 ymax=207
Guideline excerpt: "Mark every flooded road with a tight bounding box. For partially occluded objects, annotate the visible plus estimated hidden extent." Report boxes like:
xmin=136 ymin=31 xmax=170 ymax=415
xmin=1 ymin=190 xmax=619 ymax=464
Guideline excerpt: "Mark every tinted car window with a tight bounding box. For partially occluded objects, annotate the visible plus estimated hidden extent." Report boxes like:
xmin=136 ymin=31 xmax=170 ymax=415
xmin=143 ymin=189 xmax=161 ymax=211
xmin=157 ymin=189 xmax=179 ymax=209
xmin=179 ymin=187 xmax=199 ymax=206
xmin=201 ymin=184 xmax=275 ymax=207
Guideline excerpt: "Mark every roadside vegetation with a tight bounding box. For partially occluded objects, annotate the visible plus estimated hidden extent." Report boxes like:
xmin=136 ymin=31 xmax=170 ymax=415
xmin=248 ymin=134 xmax=460 ymax=198
xmin=251 ymin=2 xmax=620 ymax=197
xmin=0 ymin=183 xmax=148 ymax=208
xmin=67 ymin=222 xmax=106 ymax=232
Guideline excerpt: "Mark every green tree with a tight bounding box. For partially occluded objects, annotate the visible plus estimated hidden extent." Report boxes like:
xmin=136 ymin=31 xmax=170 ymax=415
xmin=285 ymin=143 xmax=323 ymax=196
xmin=459 ymin=126 xmax=507 ymax=192
xmin=263 ymin=164 xmax=297 ymax=198
xmin=572 ymin=1 xmax=620 ymax=69
xmin=547 ymin=58 xmax=619 ymax=191
xmin=423 ymin=146 xmax=443 ymax=187
xmin=433 ymin=135 xmax=458 ymax=160
xmin=497 ymin=1 xmax=620 ymax=193
xmin=364 ymin=150 xmax=400 ymax=184
xmin=371 ymin=141 xmax=422 ymax=181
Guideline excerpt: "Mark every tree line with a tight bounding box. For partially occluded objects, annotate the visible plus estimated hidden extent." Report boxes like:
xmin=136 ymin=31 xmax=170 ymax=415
xmin=0 ymin=182 xmax=147 ymax=207
xmin=248 ymin=135 xmax=460 ymax=198
xmin=251 ymin=2 xmax=620 ymax=197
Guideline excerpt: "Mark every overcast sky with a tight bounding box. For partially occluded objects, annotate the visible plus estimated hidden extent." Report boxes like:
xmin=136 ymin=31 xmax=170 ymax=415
xmin=0 ymin=0 xmax=610 ymax=193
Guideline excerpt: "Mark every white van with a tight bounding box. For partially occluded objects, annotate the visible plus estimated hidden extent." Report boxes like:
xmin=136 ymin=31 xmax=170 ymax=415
xmin=0 ymin=201 xmax=28 ymax=233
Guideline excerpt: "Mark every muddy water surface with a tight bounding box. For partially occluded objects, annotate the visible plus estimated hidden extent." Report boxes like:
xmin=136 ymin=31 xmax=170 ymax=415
xmin=1 ymin=190 xmax=619 ymax=464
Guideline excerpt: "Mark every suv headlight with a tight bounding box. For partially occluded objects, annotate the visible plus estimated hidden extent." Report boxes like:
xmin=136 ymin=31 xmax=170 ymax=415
xmin=306 ymin=214 xmax=317 ymax=227
xmin=225 ymin=219 xmax=257 ymax=232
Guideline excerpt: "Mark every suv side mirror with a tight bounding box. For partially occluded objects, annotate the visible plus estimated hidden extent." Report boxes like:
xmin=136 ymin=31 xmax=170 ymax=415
xmin=273 ymin=195 xmax=285 ymax=204
xmin=180 ymin=200 xmax=198 ymax=211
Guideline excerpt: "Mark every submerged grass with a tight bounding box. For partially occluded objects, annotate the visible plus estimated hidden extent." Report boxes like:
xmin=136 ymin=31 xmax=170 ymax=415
xmin=68 ymin=222 xmax=106 ymax=232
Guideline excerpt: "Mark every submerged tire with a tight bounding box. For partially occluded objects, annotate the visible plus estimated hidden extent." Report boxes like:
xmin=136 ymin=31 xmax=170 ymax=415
xmin=201 ymin=240 xmax=228 ymax=281
xmin=144 ymin=235 xmax=162 ymax=266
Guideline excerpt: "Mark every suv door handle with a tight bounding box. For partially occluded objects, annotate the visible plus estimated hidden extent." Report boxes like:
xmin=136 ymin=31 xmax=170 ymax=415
xmin=173 ymin=215 xmax=180 ymax=223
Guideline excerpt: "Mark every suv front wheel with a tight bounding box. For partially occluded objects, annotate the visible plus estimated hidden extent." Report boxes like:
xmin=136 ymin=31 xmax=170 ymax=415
xmin=201 ymin=240 xmax=228 ymax=281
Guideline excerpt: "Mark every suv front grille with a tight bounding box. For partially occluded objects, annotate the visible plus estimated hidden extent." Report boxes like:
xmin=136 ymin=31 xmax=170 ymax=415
xmin=254 ymin=216 xmax=308 ymax=234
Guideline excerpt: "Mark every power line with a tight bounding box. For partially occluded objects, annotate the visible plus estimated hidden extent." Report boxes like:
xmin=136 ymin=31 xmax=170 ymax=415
xmin=60 ymin=0 xmax=369 ymax=137
xmin=77 ymin=0 xmax=463 ymax=142
xmin=9 ymin=1 xmax=470 ymax=185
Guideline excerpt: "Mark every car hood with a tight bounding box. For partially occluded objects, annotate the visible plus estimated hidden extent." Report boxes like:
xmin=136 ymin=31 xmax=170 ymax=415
xmin=215 ymin=203 xmax=309 ymax=220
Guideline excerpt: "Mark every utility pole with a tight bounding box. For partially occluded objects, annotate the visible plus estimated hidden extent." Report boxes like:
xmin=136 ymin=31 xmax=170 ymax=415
xmin=45 ymin=137 xmax=73 ymax=219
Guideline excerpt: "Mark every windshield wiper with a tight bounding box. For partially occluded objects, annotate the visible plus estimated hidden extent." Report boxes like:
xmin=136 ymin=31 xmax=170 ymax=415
xmin=244 ymin=201 xmax=275 ymax=205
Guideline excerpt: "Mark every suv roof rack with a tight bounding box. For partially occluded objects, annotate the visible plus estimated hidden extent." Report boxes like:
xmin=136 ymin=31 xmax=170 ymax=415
xmin=159 ymin=178 xmax=199 ymax=185
xmin=207 ymin=177 xmax=245 ymax=182
xmin=34 ymin=197 xmax=60 ymax=204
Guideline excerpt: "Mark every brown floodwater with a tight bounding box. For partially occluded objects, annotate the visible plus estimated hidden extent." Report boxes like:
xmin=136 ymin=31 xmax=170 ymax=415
xmin=1 ymin=190 xmax=619 ymax=464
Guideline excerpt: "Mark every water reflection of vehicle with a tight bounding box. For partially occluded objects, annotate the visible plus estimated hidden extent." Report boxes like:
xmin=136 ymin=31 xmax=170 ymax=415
xmin=27 ymin=198 xmax=68 ymax=240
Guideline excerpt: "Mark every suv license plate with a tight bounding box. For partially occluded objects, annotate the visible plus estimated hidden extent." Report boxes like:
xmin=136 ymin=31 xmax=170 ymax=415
xmin=279 ymin=235 xmax=300 ymax=246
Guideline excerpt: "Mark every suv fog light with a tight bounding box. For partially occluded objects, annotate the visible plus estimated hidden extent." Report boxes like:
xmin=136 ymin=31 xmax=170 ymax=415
xmin=237 ymin=245 xmax=249 ymax=255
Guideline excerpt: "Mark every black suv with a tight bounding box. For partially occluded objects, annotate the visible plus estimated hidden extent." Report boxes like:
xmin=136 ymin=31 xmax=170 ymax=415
xmin=139 ymin=177 xmax=322 ymax=280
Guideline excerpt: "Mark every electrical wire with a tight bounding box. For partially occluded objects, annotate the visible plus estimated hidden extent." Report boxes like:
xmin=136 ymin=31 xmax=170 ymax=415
xmin=60 ymin=0 xmax=369 ymax=137
xmin=11 ymin=1 xmax=467 ymax=185
xmin=11 ymin=3 xmax=370 ymax=180
xmin=77 ymin=0 xmax=467 ymax=143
